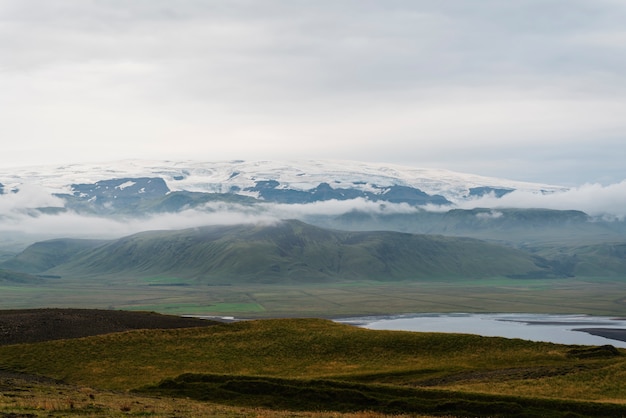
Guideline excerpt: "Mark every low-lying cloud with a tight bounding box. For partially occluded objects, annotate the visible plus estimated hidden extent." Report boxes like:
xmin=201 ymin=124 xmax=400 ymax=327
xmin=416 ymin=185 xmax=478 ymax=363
xmin=262 ymin=198 xmax=419 ymax=218
xmin=0 ymin=194 xmax=420 ymax=241
xmin=0 ymin=184 xmax=64 ymax=212
xmin=1 ymin=181 xmax=625 ymax=245
xmin=452 ymin=181 xmax=626 ymax=220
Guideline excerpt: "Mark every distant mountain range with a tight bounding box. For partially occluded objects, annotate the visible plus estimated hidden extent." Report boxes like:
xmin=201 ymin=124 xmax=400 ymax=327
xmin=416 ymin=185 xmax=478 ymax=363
xmin=0 ymin=160 xmax=622 ymax=245
xmin=0 ymin=159 xmax=566 ymax=214
xmin=0 ymin=160 xmax=624 ymax=282
xmin=3 ymin=219 xmax=625 ymax=283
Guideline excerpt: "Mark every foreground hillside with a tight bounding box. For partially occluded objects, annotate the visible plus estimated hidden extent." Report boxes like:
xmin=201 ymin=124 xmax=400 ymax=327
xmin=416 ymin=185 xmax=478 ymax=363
xmin=1 ymin=310 xmax=626 ymax=417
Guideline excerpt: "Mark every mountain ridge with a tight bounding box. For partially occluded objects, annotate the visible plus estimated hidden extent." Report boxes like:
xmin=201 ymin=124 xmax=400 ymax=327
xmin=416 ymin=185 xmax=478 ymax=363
xmin=0 ymin=159 xmax=566 ymax=204
xmin=3 ymin=220 xmax=565 ymax=284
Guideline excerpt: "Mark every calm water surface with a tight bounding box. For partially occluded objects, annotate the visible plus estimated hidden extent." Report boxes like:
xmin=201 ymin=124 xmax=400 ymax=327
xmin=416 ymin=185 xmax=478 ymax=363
xmin=337 ymin=313 xmax=626 ymax=348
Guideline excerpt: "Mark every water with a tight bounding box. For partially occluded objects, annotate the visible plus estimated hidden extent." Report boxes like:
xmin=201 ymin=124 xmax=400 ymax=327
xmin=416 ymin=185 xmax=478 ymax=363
xmin=338 ymin=313 xmax=626 ymax=348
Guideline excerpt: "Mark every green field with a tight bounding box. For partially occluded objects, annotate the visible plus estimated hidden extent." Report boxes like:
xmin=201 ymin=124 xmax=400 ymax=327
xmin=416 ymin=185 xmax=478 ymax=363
xmin=2 ymin=318 xmax=626 ymax=417
xmin=2 ymin=276 xmax=626 ymax=317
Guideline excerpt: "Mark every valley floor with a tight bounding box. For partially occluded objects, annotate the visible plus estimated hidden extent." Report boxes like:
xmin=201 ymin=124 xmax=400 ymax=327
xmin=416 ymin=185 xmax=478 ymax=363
xmin=2 ymin=277 xmax=626 ymax=318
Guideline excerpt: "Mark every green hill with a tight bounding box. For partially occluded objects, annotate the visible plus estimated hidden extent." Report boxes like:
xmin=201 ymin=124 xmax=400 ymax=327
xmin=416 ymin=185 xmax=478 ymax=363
xmin=0 ymin=238 xmax=107 ymax=274
xmin=315 ymin=208 xmax=626 ymax=245
xmin=0 ymin=269 xmax=42 ymax=283
xmin=40 ymin=220 xmax=558 ymax=283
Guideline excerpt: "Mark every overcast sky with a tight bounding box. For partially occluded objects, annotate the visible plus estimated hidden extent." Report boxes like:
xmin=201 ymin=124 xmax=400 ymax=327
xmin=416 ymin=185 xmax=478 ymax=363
xmin=1 ymin=0 xmax=625 ymax=186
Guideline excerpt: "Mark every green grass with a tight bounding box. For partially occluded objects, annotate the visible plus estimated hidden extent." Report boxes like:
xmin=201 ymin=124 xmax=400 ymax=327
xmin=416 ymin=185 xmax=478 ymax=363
xmin=125 ymin=302 xmax=265 ymax=314
xmin=1 ymin=318 xmax=626 ymax=416
xmin=2 ymin=276 xmax=626 ymax=317
xmin=142 ymin=276 xmax=188 ymax=285
xmin=205 ymin=302 xmax=266 ymax=312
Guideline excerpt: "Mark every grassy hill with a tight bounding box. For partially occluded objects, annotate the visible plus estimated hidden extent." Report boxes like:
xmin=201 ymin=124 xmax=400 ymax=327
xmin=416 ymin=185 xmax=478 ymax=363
xmin=0 ymin=268 xmax=42 ymax=283
xmin=0 ymin=238 xmax=107 ymax=274
xmin=314 ymin=208 xmax=626 ymax=246
xmin=1 ymin=316 xmax=626 ymax=417
xmin=29 ymin=220 xmax=558 ymax=283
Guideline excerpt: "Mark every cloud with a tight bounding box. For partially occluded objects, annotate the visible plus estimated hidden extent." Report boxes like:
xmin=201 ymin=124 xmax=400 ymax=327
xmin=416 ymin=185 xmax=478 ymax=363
xmin=0 ymin=185 xmax=64 ymax=213
xmin=475 ymin=210 xmax=504 ymax=220
xmin=0 ymin=196 xmax=420 ymax=239
xmin=1 ymin=1 xmax=626 ymax=185
xmin=262 ymin=198 xmax=419 ymax=218
xmin=452 ymin=181 xmax=626 ymax=219
xmin=1 ymin=179 xmax=626 ymax=242
xmin=0 ymin=207 xmax=277 ymax=239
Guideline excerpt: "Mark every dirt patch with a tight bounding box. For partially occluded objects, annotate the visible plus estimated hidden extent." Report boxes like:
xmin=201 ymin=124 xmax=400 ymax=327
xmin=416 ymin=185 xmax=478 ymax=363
xmin=0 ymin=308 xmax=219 ymax=346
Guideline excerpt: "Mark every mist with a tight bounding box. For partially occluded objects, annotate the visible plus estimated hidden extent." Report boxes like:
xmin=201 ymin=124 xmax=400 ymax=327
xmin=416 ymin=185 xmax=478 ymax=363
xmin=1 ymin=180 xmax=625 ymax=245
xmin=452 ymin=181 xmax=626 ymax=220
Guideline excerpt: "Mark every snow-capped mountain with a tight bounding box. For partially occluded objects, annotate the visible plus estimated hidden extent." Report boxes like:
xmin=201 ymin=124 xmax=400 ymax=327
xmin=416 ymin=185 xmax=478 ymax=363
xmin=0 ymin=159 xmax=565 ymax=208
xmin=1 ymin=160 xmax=625 ymax=251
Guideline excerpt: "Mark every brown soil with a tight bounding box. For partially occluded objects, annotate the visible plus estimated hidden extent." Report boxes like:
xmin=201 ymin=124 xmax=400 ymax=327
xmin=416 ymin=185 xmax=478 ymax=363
xmin=0 ymin=308 xmax=219 ymax=346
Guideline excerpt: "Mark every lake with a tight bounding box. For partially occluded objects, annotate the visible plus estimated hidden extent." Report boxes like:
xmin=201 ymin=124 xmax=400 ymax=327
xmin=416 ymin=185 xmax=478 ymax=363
xmin=337 ymin=313 xmax=626 ymax=348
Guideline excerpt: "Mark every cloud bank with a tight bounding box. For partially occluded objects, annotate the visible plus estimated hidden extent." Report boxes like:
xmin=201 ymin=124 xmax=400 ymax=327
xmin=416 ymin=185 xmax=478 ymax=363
xmin=453 ymin=181 xmax=626 ymax=220
xmin=1 ymin=179 xmax=625 ymax=243
xmin=1 ymin=1 xmax=626 ymax=185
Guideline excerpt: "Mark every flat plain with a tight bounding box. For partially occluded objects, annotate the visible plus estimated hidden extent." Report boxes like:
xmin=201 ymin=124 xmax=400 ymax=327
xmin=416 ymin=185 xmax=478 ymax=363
xmin=2 ymin=276 xmax=625 ymax=318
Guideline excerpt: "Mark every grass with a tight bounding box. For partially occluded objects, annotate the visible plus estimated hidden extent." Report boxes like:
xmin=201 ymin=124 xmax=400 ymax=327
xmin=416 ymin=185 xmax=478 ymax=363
xmin=126 ymin=302 xmax=266 ymax=314
xmin=0 ymin=377 xmax=422 ymax=418
xmin=2 ymin=276 xmax=626 ymax=317
xmin=140 ymin=373 xmax=626 ymax=417
xmin=1 ymin=318 xmax=626 ymax=416
xmin=142 ymin=275 xmax=188 ymax=285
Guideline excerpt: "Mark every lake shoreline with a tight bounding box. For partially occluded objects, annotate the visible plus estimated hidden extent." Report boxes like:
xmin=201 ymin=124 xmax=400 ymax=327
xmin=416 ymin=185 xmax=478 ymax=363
xmin=340 ymin=313 xmax=626 ymax=347
xmin=574 ymin=328 xmax=626 ymax=343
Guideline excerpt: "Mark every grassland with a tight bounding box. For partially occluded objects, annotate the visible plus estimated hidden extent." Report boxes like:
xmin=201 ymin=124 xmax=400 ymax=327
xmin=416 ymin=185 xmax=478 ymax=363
xmin=0 ymin=376 xmax=419 ymax=417
xmin=2 ymin=318 xmax=626 ymax=416
xmin=2 ymin=276 xmax=626 ymax=318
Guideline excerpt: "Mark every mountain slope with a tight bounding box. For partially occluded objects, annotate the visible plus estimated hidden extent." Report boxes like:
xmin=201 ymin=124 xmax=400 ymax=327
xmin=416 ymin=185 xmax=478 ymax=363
xmin=313 ymin=208 xmax=626 ymax=244
xmin=0 ymin=238 xmax=108 ymax=274
xmin=0 ymin=269 xmax=42 ymax=284
xmin=44 ymin=220 xmax=557 ymax=283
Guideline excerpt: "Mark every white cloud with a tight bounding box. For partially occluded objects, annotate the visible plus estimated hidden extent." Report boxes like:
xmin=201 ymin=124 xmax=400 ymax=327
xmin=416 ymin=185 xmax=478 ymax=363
xmin=1 ymin=179 xmax=625 ymax=242
xmin=453 ymin=181 xmax=626 ymax=219
xmin=0 ymin=208 xmax=277 ymax=239
xmin=0 ymin=185 xmax=64 ymax=213
xmin=1 ymin=0 xmax=626 ymax=184
xmin=475 ymin=210 xmax=503 ymax=220
xmin=262 ymin=198 xmax=419 ymax=218
xmin=0 ymin=196 xmax=420 ymax=239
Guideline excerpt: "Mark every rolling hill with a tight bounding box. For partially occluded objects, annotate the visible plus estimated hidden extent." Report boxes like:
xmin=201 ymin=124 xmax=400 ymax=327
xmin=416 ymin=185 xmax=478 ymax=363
xmin=4 ymin=220 xmax=562 ymax=284
xmin=2 ymin=314 xmax=626 ymax=417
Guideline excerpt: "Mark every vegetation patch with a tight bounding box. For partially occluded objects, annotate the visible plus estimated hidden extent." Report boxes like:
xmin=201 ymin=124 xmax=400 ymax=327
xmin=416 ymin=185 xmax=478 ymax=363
xmin=140 ymin=373 xmax=626 ymax=417
xmin=142 ymin=276 xmax=188 ymax=286
xmin=204 ymin=302 xmax=266 ymax=313
xmin=1 ymin=317 xmax=626 ymax=411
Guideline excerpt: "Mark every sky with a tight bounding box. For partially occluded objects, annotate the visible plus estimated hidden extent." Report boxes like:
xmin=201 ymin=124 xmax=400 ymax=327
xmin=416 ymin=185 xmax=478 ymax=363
xmin=1 ymin=0 xmax=626 ymax=186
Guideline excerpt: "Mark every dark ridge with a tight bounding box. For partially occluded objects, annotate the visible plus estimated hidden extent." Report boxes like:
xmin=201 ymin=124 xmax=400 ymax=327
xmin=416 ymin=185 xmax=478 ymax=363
xmin=140 ymin=373 xmax=626 ymax=417
xmin=0 ymin=308 xmax=218 ymax=346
